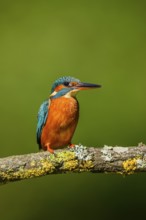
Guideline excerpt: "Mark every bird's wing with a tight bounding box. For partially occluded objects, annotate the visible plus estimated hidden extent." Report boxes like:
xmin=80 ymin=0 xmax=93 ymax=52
xmin=36 ymin=99 xmax=50 ymax=149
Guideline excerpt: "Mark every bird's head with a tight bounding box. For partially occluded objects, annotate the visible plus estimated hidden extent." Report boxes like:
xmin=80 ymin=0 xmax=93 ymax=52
xmin=50 ymin=76 xmax=101 ymax=99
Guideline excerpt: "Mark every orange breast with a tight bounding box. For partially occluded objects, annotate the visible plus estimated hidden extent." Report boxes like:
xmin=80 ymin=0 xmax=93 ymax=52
xmin=41 ymin=97 xmax=79 ymax=150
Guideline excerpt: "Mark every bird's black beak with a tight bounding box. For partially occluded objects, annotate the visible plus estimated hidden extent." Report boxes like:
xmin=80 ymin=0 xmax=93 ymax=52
xmin=74 ymin=82 xmax=101 ymax=90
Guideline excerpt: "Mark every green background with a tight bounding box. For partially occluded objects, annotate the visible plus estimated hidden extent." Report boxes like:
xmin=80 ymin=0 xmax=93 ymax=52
xmin=0 ymin=0 xmax=146 ymax=219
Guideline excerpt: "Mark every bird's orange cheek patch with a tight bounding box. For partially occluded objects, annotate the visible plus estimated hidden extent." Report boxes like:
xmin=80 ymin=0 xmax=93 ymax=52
xmin=55 ymin=85 xmax=65 ymax=92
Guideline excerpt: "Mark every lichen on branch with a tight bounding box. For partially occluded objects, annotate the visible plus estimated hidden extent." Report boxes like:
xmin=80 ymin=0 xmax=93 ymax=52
xmin=0 ymin=144 xmax=146 ymax=184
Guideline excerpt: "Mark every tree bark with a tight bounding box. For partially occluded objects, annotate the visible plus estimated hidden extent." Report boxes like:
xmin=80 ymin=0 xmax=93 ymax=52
xmin=0 ymin=144 xmax=146 ymax=184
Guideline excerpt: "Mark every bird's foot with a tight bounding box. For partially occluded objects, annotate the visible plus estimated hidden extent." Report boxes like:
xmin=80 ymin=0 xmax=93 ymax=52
xmin=46 ymin=143 xmax=54 ymax=154
xmin=69 ymin=143 xmax=75 ymax=148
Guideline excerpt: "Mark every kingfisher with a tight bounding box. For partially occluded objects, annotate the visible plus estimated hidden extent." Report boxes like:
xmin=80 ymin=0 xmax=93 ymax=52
xmin=37 ymin=76 xmax=101 ymax=153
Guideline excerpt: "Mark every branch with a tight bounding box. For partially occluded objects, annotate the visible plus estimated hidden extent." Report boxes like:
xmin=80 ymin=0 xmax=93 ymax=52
xmin=0 ymin=144 xmax=146 ymax=184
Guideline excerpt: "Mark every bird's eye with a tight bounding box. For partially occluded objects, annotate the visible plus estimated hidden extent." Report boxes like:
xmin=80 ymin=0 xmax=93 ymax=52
xmin=64 ymin=81 xmax=69 ymax=86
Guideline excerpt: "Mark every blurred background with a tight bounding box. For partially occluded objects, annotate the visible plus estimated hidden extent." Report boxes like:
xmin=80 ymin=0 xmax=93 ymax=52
xmin=0 ymin=0 xmax=146 ymax=219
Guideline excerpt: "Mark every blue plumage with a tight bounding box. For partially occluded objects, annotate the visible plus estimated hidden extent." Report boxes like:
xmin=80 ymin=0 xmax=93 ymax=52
xmin=36 ymin=100 xmax=49 ymax=148
xmin=50 ymin=88 xmax=73 ymax=99
xmin=51 ymin=76 xmax=80 ymax=93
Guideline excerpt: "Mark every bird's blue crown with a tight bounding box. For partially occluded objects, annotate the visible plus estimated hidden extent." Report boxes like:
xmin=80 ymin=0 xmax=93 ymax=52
xmin=51 ymin=76 xmax=80 ymax=93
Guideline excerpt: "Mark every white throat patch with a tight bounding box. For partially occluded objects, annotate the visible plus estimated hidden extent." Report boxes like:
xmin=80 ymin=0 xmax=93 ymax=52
xmin=50 ymin=91 xmax=57 ymax=97
xmin=64 ymin=89 xmax=79 ymax=98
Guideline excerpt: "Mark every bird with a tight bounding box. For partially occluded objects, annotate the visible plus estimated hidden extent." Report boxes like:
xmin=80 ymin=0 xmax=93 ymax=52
xmin=36 ymin=76 xmax=101 ymax=153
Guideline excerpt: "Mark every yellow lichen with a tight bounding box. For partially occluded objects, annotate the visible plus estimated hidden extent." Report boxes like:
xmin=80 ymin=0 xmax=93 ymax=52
xmin=63 ymin=160 xmax=78 ymax=171
xmin=62 ymin=160 xmax=94 ymax=172
xmin=53 ymin=151 xmax=76 ymax=163
xmin=11 ymin=162 xmax=55 ymax=180
xmin=30 ymin=160 xmax=36 ymax=167
xmin=40 ymin=159 xmax=55 ymax=173
xmin=79 ymin=160 xmax=94 ymax=171
xmin=123 ymin=158 xmax=137 ymax=174
xmin=0 ymin=160 xmax=56 ymax=182
xmin=82 ymin=160 xmax=94 ymax=170
xmin=0 ymin=172 xmax=11 ymax=181
xmin=0 ymin=150 xmax=95 ymax=182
